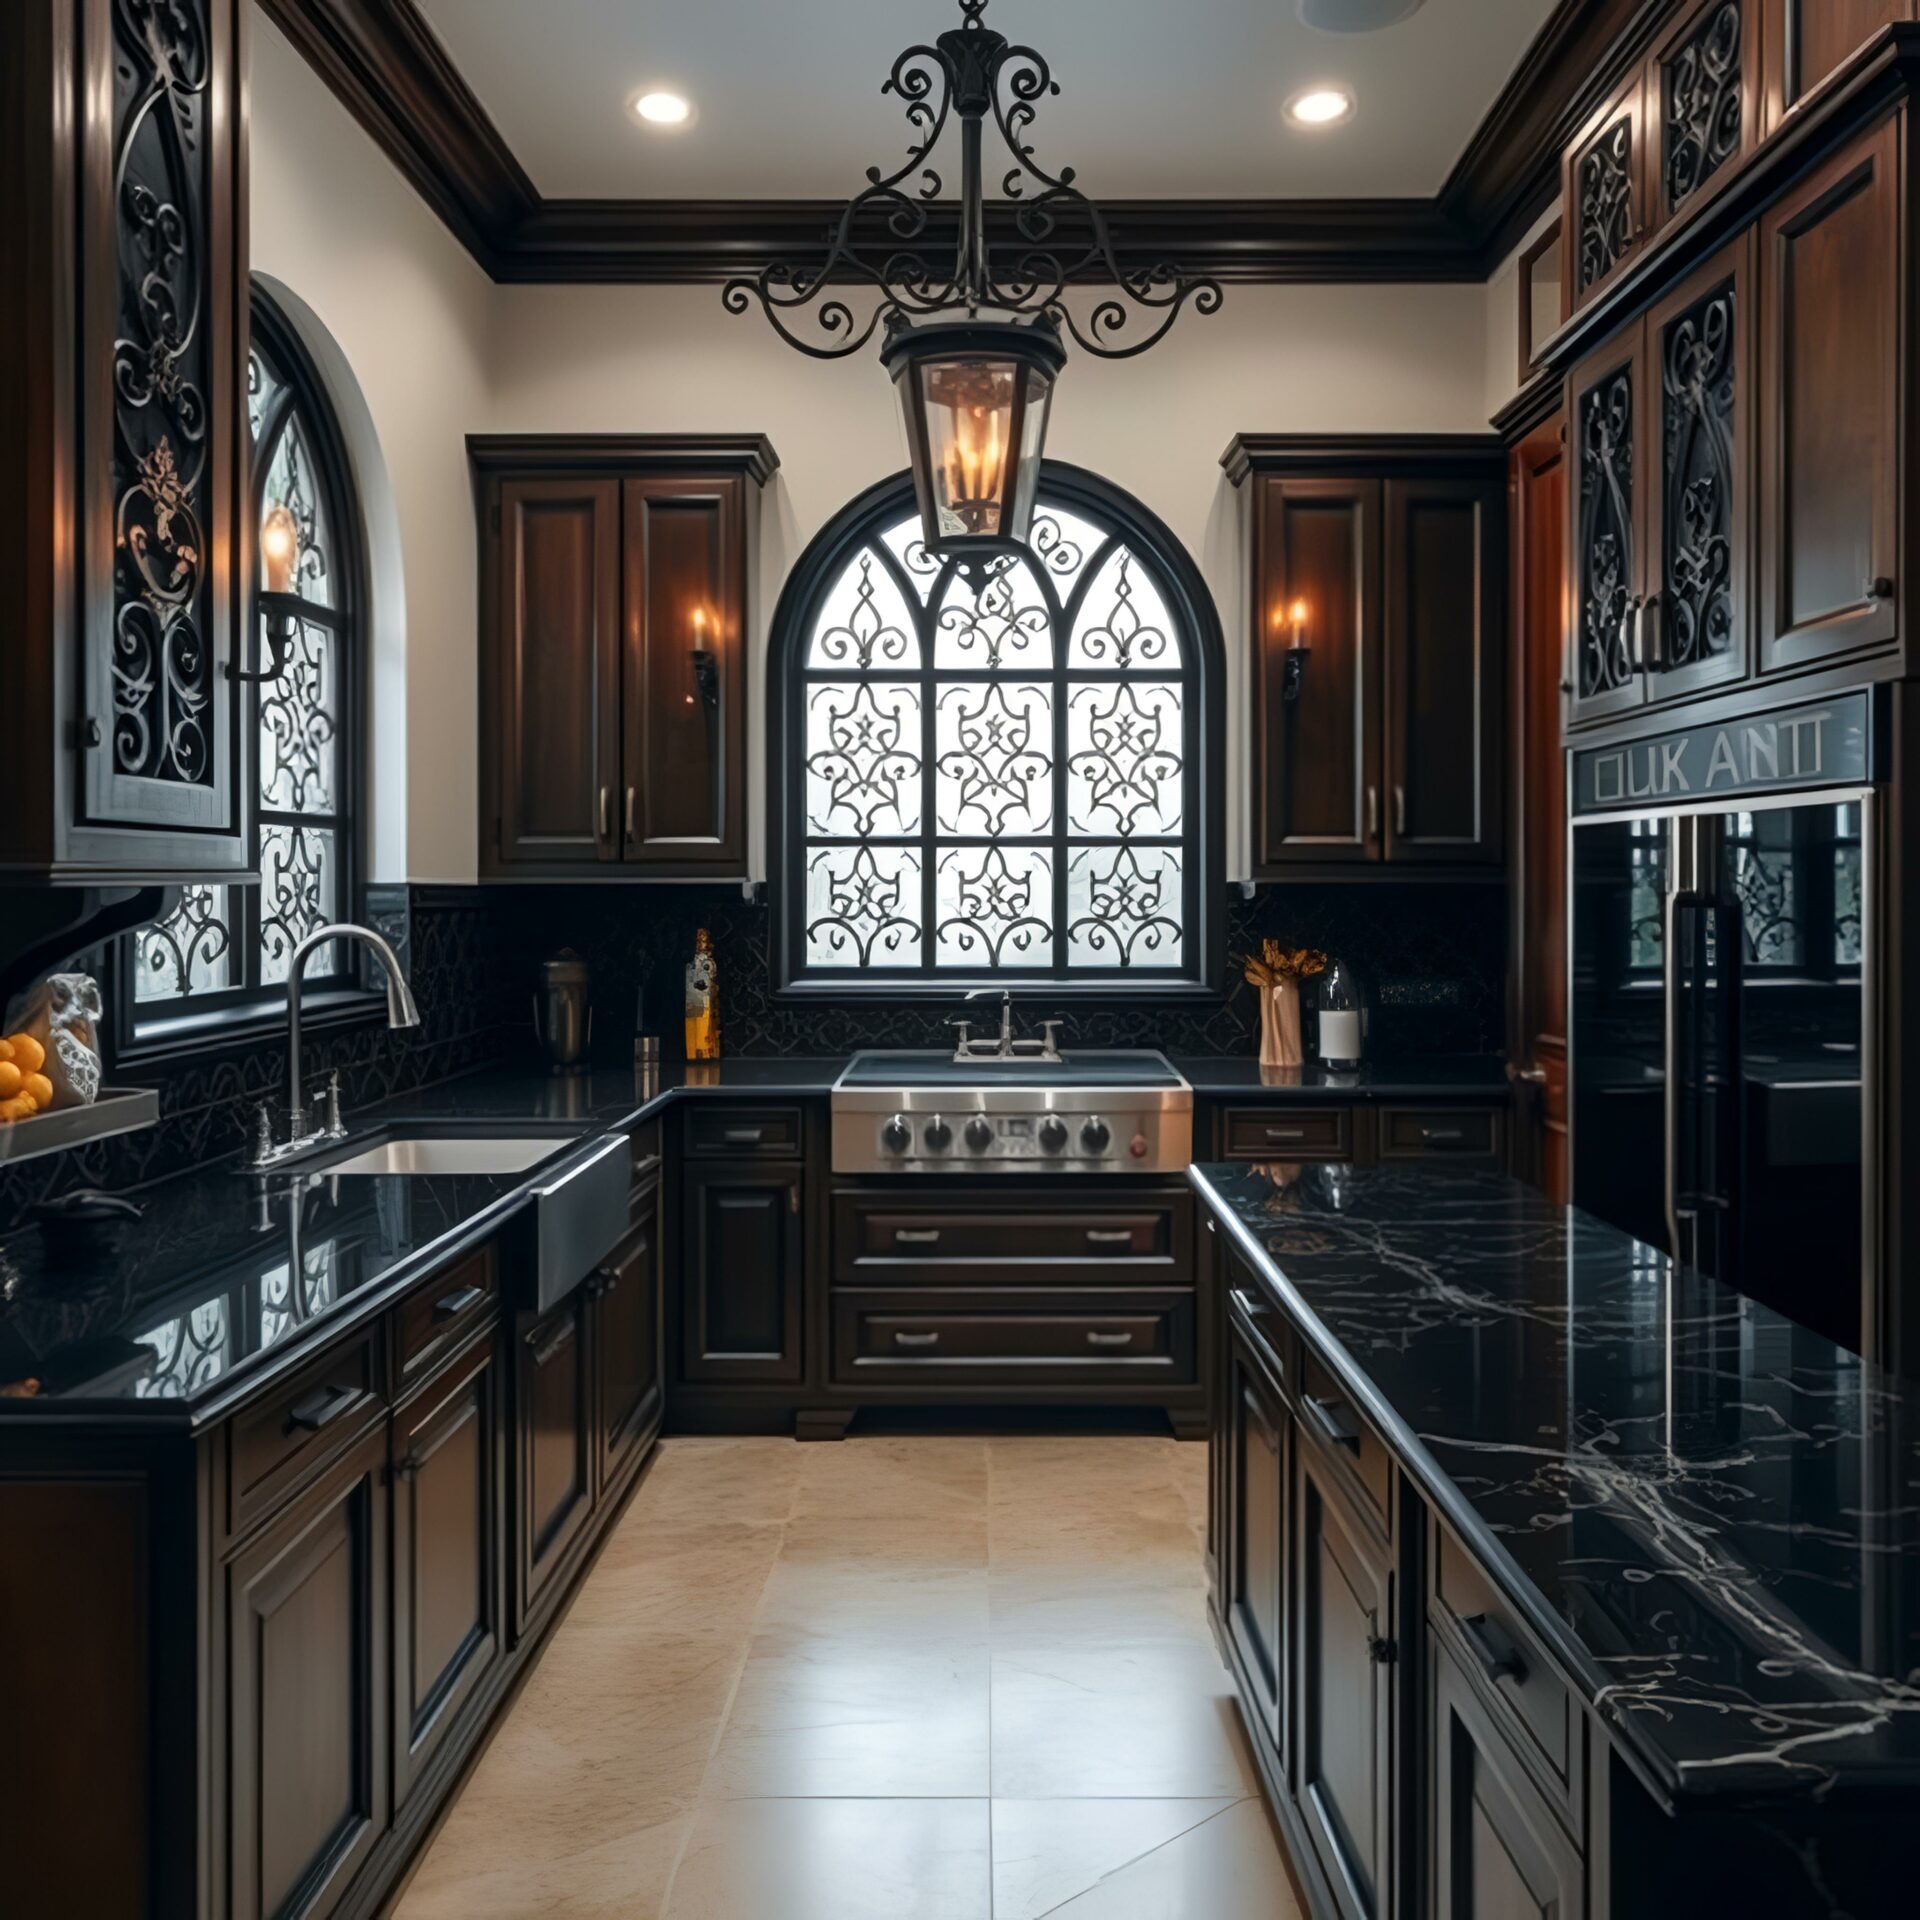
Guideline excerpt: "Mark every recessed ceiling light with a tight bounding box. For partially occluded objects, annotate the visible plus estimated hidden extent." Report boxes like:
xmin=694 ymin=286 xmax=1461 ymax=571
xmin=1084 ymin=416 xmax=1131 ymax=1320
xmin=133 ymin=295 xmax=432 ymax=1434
xmin=633 ymin=90 xmax=692 ymax=127
xmin=1286 ymin=87 xmax=1355 ymax=127
xmin=1298 ymin=0 xmax=1424 ymax=30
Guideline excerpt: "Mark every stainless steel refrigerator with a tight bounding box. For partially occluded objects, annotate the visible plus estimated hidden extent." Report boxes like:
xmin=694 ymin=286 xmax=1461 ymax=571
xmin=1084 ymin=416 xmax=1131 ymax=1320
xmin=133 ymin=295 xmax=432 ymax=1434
xmin=1569 ymin=693 xmax=1882 ymax=1353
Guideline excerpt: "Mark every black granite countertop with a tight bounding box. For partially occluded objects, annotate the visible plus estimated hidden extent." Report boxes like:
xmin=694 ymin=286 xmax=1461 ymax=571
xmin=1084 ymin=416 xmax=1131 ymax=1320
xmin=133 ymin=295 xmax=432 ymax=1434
xmin=1191 ymin=1162 xmax=1920 ymax=1804
xmin=0 ymin=1058 xmax=844 ymax=1420
xmin=1170 ymin=1054 xmax=1510 ymax=1098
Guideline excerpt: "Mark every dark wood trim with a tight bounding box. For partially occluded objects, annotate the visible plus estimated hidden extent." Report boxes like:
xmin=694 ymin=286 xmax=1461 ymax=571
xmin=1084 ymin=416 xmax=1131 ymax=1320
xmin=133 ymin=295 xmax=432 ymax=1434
xmin=1492 ymin=371 xmax=1566 ymax=444
xmin=1516 ymin=217 xmax=1566 ymax=385
xmin=264 ymin=0 xmax=1676 ymax=287
xmin=1222 ymin=434 xmax=1506 ymax=483
xmin=466 ymin=433 xmax=780 ymax=485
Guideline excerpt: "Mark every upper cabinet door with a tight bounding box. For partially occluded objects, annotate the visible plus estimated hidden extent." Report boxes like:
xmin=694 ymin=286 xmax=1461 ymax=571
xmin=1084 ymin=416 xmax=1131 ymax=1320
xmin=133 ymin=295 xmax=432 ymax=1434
xmin=1644 ymin=238 xmax=1753 ymax=703
xmin=622 ymin=476 xmax=747 ymax=873
xmin=1764 ymin=0 xmax=1913 ymax=128
xmin=1382 ymin=476 xmax=1503 ymax=865
xmin=1253 ymin=477 xmax=1383 ymax=872
xmin=1653 ymin=0 xmax=1760 ymax=230
xmin=1758 ymin=118 xmax=1902 ymax=674
xmin=1564 ymin=72 xmax=1650 ymax=316
xmin=1567 ymin=332 xmax=1652 ymax=726
xmin=486 ymin=477 xmax=622 ymax=870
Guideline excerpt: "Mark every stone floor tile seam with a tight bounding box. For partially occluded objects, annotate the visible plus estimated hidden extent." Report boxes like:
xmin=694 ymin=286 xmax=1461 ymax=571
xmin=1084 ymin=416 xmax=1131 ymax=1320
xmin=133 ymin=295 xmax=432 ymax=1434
xmin=1020 ymin=1797 xmax=1254 ymax=1920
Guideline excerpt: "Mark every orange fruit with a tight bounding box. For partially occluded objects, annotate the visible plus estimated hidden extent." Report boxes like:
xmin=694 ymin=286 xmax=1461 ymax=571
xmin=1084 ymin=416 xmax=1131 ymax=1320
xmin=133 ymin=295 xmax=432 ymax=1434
xmin=0 ymin=1095 xmax=32 ymax=1123
xmin=0 ymin=1037 xmax=13 ymax=1065
xmin=23 ymin=1073 xmax=53 ymax=1109
xmin=0 ymin=1063 xmax=20 ymax=1098
xmin=6 ymin=1034 xmax=45 ymax=1074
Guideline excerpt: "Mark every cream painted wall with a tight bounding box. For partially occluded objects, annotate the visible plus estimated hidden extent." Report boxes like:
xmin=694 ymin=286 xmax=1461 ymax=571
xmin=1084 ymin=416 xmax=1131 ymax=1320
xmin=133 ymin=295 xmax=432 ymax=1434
xmin=1485 ymin=205 xmax=1564 ymax=420
xmin=250 ymin=15 xmax=492 ymax=883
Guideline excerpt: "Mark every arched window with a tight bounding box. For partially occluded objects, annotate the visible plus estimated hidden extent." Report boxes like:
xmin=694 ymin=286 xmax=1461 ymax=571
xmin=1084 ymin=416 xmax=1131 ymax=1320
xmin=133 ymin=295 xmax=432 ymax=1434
xmin=123 ymin=287 xmax=364 ymax=1042
xmin=771 ymin=465 xmax=1224 ymax=996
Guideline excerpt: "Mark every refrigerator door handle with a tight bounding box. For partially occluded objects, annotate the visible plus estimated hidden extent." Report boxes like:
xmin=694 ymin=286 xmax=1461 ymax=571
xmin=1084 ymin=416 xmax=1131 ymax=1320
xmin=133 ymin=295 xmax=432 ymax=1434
xmin=1663 ymin=887 xmax=1708 ymax=1266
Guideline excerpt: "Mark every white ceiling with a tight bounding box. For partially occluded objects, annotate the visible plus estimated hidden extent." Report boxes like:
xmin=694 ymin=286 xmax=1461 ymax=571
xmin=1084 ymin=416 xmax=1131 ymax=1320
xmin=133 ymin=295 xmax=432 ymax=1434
xmin=416 ymin=0 xmax=1560 ymax=201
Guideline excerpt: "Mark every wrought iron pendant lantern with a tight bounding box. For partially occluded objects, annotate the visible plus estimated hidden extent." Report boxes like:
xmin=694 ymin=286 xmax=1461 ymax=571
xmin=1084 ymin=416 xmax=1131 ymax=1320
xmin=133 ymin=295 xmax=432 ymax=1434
xmin=723 ymin=0 xmax=1221 ymax=557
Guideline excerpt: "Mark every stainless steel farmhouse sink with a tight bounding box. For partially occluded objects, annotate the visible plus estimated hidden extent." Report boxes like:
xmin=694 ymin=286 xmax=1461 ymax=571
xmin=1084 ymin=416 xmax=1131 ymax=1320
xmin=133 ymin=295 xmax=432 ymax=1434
xmin=320 ymin=1135 xmax=568 ymax=1177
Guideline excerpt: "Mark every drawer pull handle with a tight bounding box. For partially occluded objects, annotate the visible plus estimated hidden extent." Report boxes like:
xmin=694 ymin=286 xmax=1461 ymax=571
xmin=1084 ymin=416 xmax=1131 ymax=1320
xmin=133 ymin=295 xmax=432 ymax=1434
xmin=1264 ymin=1126 xmax=1307 ymax=1142
xmin=1420 ymin=1126 xmax=1467 ymax=1145
xmin=1304 ymin=1393 xmax=1362 ymax=1452
xmin=1086 ymin=1330 xmax=1136 ymax=1348
xmin=893 ymin=1330 xmax=941 ymax=1348
xmin=525 ymin=1316 xmax=575 ymax=1365
xmin=1459 ymin=1611 xmax=1527 ymax=1685
xmin=1085 ymin=1229 xmax=1135 ymax=1247
xmin=894 ymin=1228 xmax=943 ymax=1246
xmin=392 ymin=1454 xmax=422 ymax=1483
xmin=432 ymin=1283 xmax=486 ymax=1321
xmin=287 ymin=1383 xmax=359 ymax=1434
xmin=723 ymin=1127 xmax=766 ymax=1145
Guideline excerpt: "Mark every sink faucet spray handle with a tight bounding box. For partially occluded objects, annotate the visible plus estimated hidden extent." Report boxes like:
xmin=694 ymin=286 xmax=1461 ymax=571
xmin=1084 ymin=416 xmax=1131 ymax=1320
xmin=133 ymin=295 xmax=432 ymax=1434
xmin=319 ymin=1070 xmax=345 ymax=1139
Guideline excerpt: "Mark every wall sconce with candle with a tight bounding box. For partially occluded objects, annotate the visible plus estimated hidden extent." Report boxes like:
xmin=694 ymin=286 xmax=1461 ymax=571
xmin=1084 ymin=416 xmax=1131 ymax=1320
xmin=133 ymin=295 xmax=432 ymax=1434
xmin=230 ymin=500 xmax=301 ymax=685
xmin=689 ymin=605 xmax=720 ymax=710
xmin=1279 ymin=597 xmax=1311 ymax=703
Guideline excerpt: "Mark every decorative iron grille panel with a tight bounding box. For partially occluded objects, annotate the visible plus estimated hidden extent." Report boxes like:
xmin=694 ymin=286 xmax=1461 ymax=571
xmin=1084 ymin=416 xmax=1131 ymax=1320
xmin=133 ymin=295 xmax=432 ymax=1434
xmin=1578 ymin=366 xmax=1637 ymax=699
xmin=1660 ymin=281 xmax=1737 ymax=672
xmin=1664 ymin=2 xmax=1742 ymax=214
xmin=788 ymin=495 xmax=1200 ymax=985
xmin=1577 ymin=115 xmax=1635 ymax=293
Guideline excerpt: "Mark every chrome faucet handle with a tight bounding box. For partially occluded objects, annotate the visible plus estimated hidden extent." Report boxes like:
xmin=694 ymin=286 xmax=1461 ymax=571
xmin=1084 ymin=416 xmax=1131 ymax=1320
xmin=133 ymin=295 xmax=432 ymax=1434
xmin=1040 ymin=1020 xmax=1065 ymax=1057
xmin=248 ymin=1101 xmax=275 ymax=1168
xmin=319 ymin=1069 xmax=345 ymax=1140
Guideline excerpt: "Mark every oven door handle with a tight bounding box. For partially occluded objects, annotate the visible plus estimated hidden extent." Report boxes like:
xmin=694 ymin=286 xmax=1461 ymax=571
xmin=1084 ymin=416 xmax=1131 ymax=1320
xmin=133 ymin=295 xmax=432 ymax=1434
xmin=1664 ymin=887 xmax=1708 ymax=1264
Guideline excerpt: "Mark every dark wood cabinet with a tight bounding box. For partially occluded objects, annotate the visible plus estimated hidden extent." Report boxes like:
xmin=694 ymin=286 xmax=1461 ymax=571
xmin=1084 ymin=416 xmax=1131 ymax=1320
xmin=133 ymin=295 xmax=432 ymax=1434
xmin=1295 ymin=1439 xmax=1395 ymax=1920
xmin=513 ymin=1291 xmax=595 ymax=1632
xmin=474 ymin=437 xmax=775 ymax=881
xmin=1564 ymin=73 xmax=1650 ymax=317
xmin=593 ymin=1195 xmax=664 ymax=1490
xmin=1652 ymin=0 xmax=1760 ymax=230
xmin=1764 ymin=0 xmax=1912 ymax=126
xmin=1431 ymin=1636 xmax=1586 ymax=1920
xmin=225 ymin=1422 xmax=389 ymax=1920
xmin=1230 ymin=440 xmax=1504 ymax=875
xmin=1225 ymin=1284 xmax=1291 ymax=1760
xmin=683 ymin=1161 xmax=805 ymax=1384
xmin=2 ymin=0 xmax=250 ymax=881
xmin=1758 ymin=118 xmax=1902 ymax=674
xmin=391 ymin=1331 xmax=503 ymax=1810
xmin=1567 ymin=333 xmax=1649 ymax=726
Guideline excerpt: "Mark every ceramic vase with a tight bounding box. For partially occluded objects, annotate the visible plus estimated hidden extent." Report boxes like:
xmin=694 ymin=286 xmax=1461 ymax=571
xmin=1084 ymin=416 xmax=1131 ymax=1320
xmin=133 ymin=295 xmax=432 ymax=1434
xmin=1258 ymin=980 xmax=1304 ymax=1069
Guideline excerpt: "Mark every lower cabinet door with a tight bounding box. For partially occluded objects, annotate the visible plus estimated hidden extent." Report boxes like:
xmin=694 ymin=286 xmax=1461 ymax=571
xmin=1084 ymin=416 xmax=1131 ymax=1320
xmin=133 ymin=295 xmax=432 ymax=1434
xmin=392 ymin=1333 xmax=503 ymax=1808
xmin=1432 ymin=1634 xmax=1585 ymax=1920
xmin=226 ymin=1424 xmax=389 ymax=1920
xmin=515 ymin=1292 xmax=595 ymax=1633
xmin=595 ymin=1200 xmax=664 ymax=1489
xmin=683 ymin=1162 xmax=804 ymax=1384
xmin=1226 ymin=1336 xmax=1288 ymax=1758
xmin=1296 ymin=1443 xmax=1395 ymax=1920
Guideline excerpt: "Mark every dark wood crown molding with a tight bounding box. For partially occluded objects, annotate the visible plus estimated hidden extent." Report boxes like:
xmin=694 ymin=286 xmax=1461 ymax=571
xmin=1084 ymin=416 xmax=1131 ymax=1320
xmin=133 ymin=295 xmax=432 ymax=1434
xmin=267 ymin=0 xmax=1664 ymax=286
xmin=466 ymin=434 xmax=782 ymax=486
xmin=1220 ymin=433 xmax=1505 ymax=484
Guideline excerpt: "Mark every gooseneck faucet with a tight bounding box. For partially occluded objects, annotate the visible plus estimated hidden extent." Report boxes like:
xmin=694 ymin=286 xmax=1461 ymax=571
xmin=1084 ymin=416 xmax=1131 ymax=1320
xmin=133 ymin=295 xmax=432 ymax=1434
xmin=250 ymin=922 xmax=420 ymax=1170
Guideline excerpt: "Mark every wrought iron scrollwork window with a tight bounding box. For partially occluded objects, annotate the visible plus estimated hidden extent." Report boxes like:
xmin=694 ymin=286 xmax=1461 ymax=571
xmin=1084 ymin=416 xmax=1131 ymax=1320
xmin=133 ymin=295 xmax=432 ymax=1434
xmin=775 ymin=468 xmax=1221 ymax=991
xmin=125 ymin=287 xmax=362 ymax=1040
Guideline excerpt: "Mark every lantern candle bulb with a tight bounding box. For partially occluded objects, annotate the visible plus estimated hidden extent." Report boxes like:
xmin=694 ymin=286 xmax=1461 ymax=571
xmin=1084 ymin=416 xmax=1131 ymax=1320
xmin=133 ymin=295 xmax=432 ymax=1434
xmin=1281 ymin=597 xmax=1311 ymax=702
xmin=261 ymin=503 xmax=299 ymax=595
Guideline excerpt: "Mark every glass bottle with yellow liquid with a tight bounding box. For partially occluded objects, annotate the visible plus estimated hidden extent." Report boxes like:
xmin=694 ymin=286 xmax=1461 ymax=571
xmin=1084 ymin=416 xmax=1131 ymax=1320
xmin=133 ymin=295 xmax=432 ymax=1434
xmin=684 ymin=928 xmax=721 ymax=1061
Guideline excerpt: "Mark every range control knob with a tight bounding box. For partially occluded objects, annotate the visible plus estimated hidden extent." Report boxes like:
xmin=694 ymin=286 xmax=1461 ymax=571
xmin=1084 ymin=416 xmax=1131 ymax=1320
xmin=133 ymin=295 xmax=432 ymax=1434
xmin=965 ymin=1116 xmax=995 ymax=1153
xmin=881 ymin=1115 xmax=913 ymax=1155
xmin=1080 ymin=1118 xmax=1112 ymax=1155
xmin=923 ymin=1114 xmax=953 ymax=1153
xmin=1038 ymin=1115 xmax=1070 ymax=1154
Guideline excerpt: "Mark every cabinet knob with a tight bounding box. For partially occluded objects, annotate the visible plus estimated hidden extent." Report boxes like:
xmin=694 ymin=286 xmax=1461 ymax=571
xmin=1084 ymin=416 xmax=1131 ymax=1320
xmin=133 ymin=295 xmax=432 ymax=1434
xmin=1865 ymin=576 xmax=1895 ymax=603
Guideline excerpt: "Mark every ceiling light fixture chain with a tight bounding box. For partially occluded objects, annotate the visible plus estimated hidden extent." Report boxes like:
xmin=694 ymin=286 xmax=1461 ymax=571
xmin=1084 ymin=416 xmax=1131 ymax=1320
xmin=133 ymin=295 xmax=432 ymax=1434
xmin=719 ymin=0 xmax=1224 ymax=362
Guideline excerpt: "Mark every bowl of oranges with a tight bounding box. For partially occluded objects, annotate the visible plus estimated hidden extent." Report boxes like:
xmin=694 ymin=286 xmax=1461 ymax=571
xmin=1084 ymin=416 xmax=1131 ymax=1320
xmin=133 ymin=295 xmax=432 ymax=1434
xmin=0 ymin=1032 xmax=54 ymax=1124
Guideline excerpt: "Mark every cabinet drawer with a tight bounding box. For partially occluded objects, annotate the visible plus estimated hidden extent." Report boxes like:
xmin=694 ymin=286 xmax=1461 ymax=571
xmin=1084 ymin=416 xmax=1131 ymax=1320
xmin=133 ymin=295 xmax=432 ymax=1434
xmin=630 ymin=1117 xmax=663 ymax=1184
xmin=832 ymin=1289 xmax=1194 ymax=1387
xmin=835 ymin=1191 xmax=1191 ymax=1283
xmin=394 ymin=1246 xmax=498 ymax=1387
xmin=1297 ymin=1349 xmax=1393 ymax=1528
xmin=1432 ymin=1526 xmax=1581 ymax=1828
xmin=685 ymin=1104 xmax=804 ymax=1157
xmin=1221 ymin=1106 xmax=1352 ymax=1160
xmin=1378 ymin=1106 xmax=1503 ymax=1162
xmin=226 ymin=1327 xmax=382 ymax=1544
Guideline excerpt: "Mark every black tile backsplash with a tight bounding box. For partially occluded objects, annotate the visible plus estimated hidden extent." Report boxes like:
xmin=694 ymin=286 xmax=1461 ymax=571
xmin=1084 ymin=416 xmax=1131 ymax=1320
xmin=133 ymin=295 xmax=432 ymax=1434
xmin=0 ymin=877 xmax=1503 ymax=1232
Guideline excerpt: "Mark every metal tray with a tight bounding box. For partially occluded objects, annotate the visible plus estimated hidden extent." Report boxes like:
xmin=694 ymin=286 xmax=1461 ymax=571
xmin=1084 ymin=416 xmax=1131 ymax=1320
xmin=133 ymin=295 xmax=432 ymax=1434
xmin=0 ymin=1086 xmax=160 ymax=1167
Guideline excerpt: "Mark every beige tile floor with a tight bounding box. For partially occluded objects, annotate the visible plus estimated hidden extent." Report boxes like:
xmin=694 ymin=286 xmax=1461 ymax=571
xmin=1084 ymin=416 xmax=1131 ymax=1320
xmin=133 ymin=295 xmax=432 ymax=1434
xmin=393 ymin=1433 xmax=1304 ymax=1919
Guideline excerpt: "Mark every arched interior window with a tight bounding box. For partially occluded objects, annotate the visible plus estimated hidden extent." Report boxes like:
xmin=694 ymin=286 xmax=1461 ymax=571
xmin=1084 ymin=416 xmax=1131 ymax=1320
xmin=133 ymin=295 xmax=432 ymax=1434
xmin=122 ymin=287 xmax=364 ymax=1043
xmin=772 ymin=466 xmax=1224 ymax=995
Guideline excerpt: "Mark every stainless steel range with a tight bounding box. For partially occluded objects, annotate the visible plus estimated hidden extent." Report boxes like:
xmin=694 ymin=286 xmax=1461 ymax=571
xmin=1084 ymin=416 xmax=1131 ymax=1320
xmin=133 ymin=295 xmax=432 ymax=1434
xmin=831 ymin=1048 xmax=1193 ymax=1175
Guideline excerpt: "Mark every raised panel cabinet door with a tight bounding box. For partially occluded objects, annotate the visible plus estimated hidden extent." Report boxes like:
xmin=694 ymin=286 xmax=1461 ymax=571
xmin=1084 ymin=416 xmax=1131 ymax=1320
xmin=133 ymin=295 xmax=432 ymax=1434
xmin=1563 ymin=73 xmax=1649 ymax=316
xmin=622 ymin=476 xmax=747 ymax=873
xmin=682 ymin=1164 xmax=806 ymax=1384
xmin=514 ymin=1294 xmax=595 ymax=1633
xmin=1567 ymin=333 xmax=1651 ymax=727
xmin=1383 ymin=475 xmax=1503 ymax=864
xmin=486 ymin=476 xmax=622 ymax=870
xmin=1431 ymin=1638 xmax=1585 ymax=1920
xmin=1296 ymin=1442 xmax=1394 ymax=1920
xmin=1226 ymin=1336 xmax=1288 ymax=1758
xmin=1764 ymin=0 xmax=1912 ymax=125
xmin=1758 ymin=119 xmax=1902 ymax=674
xmin=1253 ymin=477 xmax=1384 ymax=870
xmin=1644 ymin=239 xmax=1753 ymax=705
xmin=1653 ymin=0 xmax=1759 ymax=230
xmin=226 ymin=1424 xmax=389 ymax=1920
xmin=392 ymin=1333 xmax=502 ymax=1809
xmin=594 ymin=1200 xmax=664 ymax=1489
